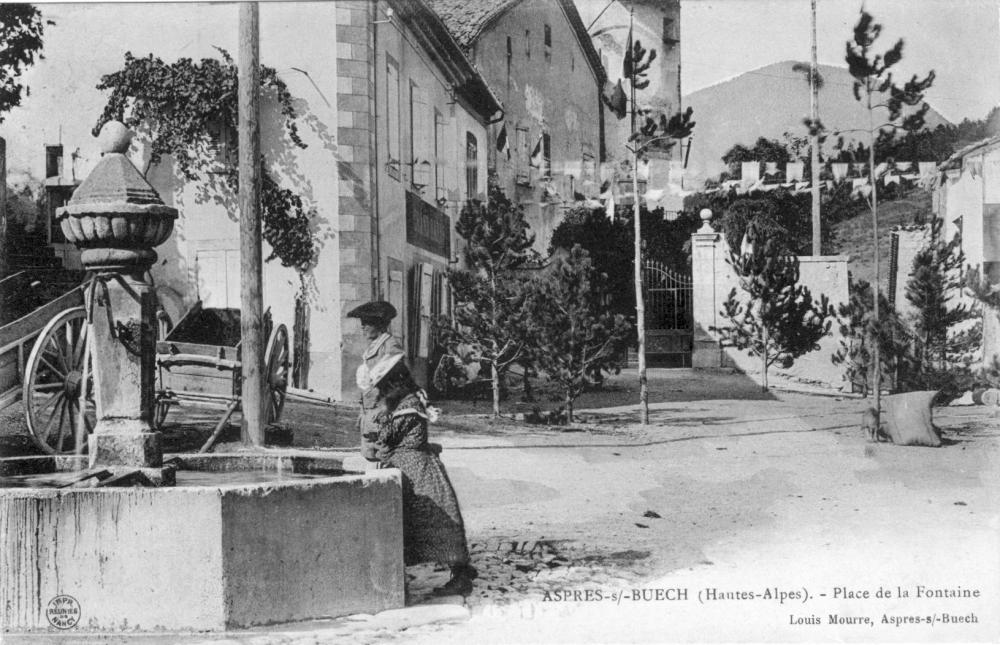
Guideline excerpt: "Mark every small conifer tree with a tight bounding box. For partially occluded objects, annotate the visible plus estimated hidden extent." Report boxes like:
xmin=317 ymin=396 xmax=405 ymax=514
xmin=831 ymin=280 xmax=909 ymax=395
xmin=844 ymin=8 xmax=934 ymax=416
xmin=531 ymin=245 xmax=632 ymax=423
xmin=713 ymin=220 xmax=834 ymax=391
xmin=903 ymin=219 xmax=979 ymax=390
xmin=437 ymin=187 xmax=539 ymax=417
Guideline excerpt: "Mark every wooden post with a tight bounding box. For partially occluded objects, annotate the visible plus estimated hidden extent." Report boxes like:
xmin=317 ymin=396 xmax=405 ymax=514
xmin=1 ymin=137 xmax=7 ymax=278
xmin=810 ymin=0 xmax=822 ymax=256
xmin=239 ymin=2 xmax=265 ymax=446
xmin=628 ymin=5 xmax=649 ymax=425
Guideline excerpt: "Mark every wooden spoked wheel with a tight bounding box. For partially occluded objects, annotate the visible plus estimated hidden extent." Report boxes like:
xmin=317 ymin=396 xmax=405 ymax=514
xmin=152 ymin=393 xmax=173 ymax=431
xmin=151 ymin=303 xmax=173 ymax=431
xmin=265 ymin=324 xmax=289 ymax=424
xmin=23 ymin=307 xmax=95 ymax=454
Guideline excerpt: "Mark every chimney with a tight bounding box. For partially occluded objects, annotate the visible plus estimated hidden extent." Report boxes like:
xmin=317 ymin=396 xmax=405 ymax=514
xmin=45 ymin=144 xmax=64 ymax=180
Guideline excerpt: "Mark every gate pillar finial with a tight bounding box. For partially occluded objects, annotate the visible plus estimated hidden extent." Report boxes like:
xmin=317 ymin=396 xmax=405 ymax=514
xmin=698 ymin=208 xmax=715 ymax=233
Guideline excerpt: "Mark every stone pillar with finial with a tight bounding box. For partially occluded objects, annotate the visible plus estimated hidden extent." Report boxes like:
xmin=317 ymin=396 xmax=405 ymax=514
xmin=56 ymin=121 xmax=178 ymax=484
xmin=691 ymin=208 xmax=724 ymax=368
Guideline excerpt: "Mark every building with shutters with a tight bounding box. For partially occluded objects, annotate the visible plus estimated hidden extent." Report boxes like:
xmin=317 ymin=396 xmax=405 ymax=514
xmin=428 ymin=0 xmax=607 ymax=253
xmin=582 ymin=0 xmax=681 ymax=163
xmin=932 ymin=135 xmax=1000 ymax=366
xmin=13 ymin=0 xmax=500 ymax=400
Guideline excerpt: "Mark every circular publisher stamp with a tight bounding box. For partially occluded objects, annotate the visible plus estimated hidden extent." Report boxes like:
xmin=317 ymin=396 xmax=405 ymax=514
xmin=46 ymin=595 xmax=81 ymax=629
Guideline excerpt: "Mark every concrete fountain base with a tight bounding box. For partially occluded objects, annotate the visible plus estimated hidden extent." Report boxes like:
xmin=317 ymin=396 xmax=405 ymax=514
xmin=0 ymin=452 xmax=404 ymax=633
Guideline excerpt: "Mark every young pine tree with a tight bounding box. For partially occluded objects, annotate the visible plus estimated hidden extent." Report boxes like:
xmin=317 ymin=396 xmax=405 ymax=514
xmin=832 ymin=280 xmax=909 ymax=396
xmin=845 ymin=8 xmax=934 ymax=415
xmin=531 ymin=246 xmax=632 ymax=423
xmin=438 ymin=187 xmax=539 ymax=417
xmin=903 ymin=219 xmax=979 ymax=385
xmin=713 ymin=220 xmax=834 ymax=391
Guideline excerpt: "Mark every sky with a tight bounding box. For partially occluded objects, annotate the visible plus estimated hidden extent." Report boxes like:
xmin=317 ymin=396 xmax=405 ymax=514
xmin=3 ymin=0 xmax=999 ymax=181
xmin=587 ymin=0 xmax=1000 ymax=123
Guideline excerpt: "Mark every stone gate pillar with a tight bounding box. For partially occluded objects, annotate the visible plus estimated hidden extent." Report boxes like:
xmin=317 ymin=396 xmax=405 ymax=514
xmin=691 ymin=209 xmax=723 ymax=368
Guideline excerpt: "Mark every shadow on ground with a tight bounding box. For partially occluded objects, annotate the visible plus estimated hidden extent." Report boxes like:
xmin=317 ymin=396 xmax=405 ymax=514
xmin=435 ymin=368 xmax=777 ymax=419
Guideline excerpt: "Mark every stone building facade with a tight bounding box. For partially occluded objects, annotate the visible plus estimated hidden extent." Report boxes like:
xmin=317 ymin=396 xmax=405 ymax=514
xmin=582 ymin=0 xmax=682 ymax=163
xmin=933 ymin=135 xmax=1000 ymax=365
xmin=430 ymin=0 xmax=607 ymax=253
xmin=18 ymin=1 xmax=498 ymax=401
xmin=339 ymin=0 xmax=501 ymax=388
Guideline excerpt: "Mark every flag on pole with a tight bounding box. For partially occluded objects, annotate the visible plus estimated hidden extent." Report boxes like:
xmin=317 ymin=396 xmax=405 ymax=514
xmin=529 ymin=135 xmax=544 ymax=169
xmin=496 ymin=123 xmax=510 ymax=160
xmin=602 ymin=80 xmax=627 ymax=120
xmin=623 ymin=25 xmax=634 ymax=79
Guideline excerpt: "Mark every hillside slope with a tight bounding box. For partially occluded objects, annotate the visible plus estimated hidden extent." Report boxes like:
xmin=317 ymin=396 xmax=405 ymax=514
xmin=830 ymin=189 xmax=933 ymax=289
xmin=683 ymin=61 xmax=950 ymax=182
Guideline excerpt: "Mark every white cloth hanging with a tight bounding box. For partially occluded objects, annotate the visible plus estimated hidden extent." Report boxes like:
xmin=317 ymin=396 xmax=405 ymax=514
xmin=741 ymin=161 xmax=760 ymax=186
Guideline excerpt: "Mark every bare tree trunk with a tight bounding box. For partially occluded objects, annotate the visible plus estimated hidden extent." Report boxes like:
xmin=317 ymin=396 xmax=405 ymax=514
xmin=761 ymin=325 xmax=769 ymax=391
xmin=628 ymin=6 xmax=648 ymax=426
xmin=491 ymin=360 xmax=501 ymax=418
xmin=565 ymin=390 xmax=573 ymax=424
xmin=868 ymin=92 xmax=882 ymax=423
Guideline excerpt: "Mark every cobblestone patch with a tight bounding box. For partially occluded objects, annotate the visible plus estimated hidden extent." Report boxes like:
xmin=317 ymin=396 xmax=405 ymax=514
xmin=405 ymin=537 xmax=654 ymax=610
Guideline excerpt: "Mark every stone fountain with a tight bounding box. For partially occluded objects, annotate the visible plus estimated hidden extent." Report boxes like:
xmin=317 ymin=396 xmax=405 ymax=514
xmin=0 ymin=123 xmax=404 ymax=633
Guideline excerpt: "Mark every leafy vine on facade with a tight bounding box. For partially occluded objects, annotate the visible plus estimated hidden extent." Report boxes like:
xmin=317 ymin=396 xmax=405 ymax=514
xmin=93 ymin=49 xmax=316 ymax=272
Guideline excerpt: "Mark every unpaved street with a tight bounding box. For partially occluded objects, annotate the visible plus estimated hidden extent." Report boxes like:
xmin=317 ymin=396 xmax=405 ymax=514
xmin=383 ymin=397 xmax=999 ymax=643
xmin=165 ymin=388 xmax=998 ymax=645
xmin=3 ymin=373 xmax=998 ymax=644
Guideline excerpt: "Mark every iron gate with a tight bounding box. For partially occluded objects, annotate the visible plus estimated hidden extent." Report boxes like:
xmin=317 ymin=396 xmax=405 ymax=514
xmin=643 ymin=260 xmax=693 ymax=367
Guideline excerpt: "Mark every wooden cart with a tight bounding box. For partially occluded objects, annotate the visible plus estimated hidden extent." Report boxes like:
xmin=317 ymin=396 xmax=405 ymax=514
xmin=154 ymin=302 xmax=289 ymax=452
xmin=13 ymin=291 xmax=288 ymax=455
xmin=0 ymin=272 xmax=89 ymax=454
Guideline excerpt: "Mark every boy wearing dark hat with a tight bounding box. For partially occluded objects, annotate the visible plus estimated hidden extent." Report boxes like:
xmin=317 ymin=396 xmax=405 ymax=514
xmin=347 ymin=300 xmax=403 ymax=460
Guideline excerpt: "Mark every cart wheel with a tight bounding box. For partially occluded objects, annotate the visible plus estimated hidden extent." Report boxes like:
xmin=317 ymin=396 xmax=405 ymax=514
xmin=23 ymin=307 xmax=95 ymax=455
xmin=265 ymin=324 xmax=289 ymax=423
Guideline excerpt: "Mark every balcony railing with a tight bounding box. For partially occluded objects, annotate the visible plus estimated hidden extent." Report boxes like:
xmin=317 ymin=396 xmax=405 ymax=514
xmin=406 ymin=190 xmax=451 ymax=258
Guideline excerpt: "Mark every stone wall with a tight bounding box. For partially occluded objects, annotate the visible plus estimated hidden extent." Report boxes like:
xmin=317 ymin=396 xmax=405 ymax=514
xmin=691 ymin=224 xmax=850 ymax=390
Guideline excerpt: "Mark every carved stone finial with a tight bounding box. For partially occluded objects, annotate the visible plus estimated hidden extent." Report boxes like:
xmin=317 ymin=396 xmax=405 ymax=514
xmin=698 ymin=208 xmax=715 ymax=233
xmin=98 ymin=120 xmax=133 ymax=155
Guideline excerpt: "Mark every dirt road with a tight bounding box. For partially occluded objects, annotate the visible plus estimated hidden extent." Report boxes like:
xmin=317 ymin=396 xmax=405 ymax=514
xmin=3 ymin=370 xmax=998 ymax=643
xmin=377 ymin=397 xmax=1000 ymax=643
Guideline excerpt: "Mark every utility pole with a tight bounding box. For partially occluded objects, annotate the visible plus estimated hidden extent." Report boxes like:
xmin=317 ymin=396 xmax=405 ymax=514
xmin=628 ymin=5 xmax=649 ymax=425
xmin=810 ymin=0 xmax=822 ymax=255
xmin=239 ymin=2 xmax=265 ymax=445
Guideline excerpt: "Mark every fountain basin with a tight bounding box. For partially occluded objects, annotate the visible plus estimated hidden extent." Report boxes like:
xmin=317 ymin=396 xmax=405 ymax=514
xmin=0 ymin=452 xmax=404 ymax=633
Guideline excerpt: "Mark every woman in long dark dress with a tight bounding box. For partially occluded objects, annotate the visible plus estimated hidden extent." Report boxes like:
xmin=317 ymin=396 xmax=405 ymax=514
xmin=365 ymin=354 xmax=477 ymax=596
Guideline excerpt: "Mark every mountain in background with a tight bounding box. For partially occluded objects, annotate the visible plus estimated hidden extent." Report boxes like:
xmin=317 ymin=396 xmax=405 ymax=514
xmin=682 ymin=60 xmax=951 ymax=183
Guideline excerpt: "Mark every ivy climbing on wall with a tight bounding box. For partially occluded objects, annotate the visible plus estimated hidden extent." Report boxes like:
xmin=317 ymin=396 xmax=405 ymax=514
xmin=93 ymin=49 xmax=316 ymax=272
